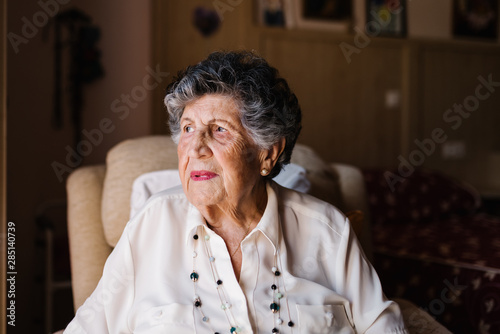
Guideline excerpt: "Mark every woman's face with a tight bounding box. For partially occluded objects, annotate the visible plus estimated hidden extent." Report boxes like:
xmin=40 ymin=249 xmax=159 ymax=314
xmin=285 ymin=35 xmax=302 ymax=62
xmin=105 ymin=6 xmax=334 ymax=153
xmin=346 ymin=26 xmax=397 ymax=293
xmin=177 ymin=94 xmax=265 ymax=209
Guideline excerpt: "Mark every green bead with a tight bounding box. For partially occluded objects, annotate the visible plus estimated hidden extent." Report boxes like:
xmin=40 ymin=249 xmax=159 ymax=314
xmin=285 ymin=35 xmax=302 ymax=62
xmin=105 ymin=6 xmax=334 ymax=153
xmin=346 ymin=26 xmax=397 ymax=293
xmin=276 ymin=292 xmax=283 ymax=299
xmin=270 ymin=302 xmax=280 ymax=313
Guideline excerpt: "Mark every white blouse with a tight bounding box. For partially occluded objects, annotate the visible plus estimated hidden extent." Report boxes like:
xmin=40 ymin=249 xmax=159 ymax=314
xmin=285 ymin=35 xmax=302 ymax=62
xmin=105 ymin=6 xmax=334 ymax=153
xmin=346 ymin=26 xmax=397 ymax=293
xmin=65 ymin=182 xmax=408 ymax=334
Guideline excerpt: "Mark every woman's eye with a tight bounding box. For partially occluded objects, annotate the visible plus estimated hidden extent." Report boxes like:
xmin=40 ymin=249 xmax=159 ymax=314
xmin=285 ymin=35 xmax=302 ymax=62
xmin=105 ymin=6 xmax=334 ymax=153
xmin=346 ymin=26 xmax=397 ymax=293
xmin=216 ymin=126 xmax=227 ymax=132
xmin=184 ymin=126 xmax=193 ymax=133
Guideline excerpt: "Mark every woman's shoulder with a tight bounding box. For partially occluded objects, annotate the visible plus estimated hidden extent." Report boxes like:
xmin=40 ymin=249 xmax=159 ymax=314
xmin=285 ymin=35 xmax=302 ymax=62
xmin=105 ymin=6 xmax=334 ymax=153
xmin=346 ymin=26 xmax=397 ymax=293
xmin=128 ymin=185 xmax=190 ymax=226
xmin=273 ymin=182 xmax=348 ymax=236
xmin=118 ymin=185 xmax=201 ymax=252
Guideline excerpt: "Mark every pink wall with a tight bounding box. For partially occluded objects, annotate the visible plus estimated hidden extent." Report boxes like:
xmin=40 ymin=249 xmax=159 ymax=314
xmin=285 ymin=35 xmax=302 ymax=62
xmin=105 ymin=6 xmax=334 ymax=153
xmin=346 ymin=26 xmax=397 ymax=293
xmin=7 ymin=0 xmax=152 ymax=331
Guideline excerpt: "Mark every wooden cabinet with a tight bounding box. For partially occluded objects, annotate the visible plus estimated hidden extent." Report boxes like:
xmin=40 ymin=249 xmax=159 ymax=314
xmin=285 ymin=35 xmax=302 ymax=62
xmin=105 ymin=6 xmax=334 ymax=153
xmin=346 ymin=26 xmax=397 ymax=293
xmin=417 ymin=43 xmax=500 ymax=189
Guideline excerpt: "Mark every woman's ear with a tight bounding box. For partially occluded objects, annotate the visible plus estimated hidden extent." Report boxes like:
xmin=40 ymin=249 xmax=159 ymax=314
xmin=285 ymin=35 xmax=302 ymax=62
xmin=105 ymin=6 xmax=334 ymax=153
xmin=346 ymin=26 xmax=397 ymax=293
xmin=260 ymin=138 xmax=286 ymax=171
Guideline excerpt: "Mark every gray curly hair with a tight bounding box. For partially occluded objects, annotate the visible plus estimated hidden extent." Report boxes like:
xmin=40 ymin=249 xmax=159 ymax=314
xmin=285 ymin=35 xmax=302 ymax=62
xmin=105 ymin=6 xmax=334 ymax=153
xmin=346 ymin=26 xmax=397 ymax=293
xmin=164 ymin=51 xmax=302 ymax=178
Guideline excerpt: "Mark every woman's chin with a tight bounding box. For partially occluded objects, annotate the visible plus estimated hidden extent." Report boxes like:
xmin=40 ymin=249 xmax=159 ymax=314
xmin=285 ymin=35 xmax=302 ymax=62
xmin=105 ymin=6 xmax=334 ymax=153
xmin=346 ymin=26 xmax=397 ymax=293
xmin=187 ymin=189 xmax=223 ymax=208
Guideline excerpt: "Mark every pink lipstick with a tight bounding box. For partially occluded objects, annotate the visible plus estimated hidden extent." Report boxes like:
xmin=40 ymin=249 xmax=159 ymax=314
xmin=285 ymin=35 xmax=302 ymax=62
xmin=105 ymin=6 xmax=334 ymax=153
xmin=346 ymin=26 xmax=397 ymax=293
xmin=190 ymin=170 xmax=218 ymax=181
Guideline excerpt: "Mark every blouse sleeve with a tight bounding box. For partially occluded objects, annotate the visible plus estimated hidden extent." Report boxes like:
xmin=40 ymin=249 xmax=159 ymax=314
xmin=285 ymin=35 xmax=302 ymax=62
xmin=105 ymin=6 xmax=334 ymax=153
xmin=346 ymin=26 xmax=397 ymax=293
xmin=334 ymin=216 xmax=408 ymax=333
xmin=64 ymin=226 xmax=136 ymax=334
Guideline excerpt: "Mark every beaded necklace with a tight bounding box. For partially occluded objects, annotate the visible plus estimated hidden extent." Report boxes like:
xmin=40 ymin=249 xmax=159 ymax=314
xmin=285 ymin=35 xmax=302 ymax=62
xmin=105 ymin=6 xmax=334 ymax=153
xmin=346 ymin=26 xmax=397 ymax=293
xmin=191 ymin=227 xmax=295 ymax=333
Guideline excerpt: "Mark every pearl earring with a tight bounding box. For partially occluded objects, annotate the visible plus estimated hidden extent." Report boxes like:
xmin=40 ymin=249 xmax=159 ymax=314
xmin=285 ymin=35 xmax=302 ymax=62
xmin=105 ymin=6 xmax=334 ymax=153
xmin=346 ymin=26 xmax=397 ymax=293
xmin=261 ymin=168 xmax=269 ymax=176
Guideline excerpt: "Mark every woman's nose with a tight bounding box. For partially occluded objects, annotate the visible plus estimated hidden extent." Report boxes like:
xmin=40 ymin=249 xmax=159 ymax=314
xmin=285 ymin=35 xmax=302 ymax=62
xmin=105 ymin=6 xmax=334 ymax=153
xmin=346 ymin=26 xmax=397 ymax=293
xmin=188 ymin=132 xmax=212 ymax=159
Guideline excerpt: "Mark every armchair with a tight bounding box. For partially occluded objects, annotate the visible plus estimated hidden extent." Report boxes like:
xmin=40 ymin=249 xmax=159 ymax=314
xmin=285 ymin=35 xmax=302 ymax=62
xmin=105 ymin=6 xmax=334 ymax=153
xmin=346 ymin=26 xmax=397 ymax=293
xmin=64 ymin=135 xmax=450 ymax=333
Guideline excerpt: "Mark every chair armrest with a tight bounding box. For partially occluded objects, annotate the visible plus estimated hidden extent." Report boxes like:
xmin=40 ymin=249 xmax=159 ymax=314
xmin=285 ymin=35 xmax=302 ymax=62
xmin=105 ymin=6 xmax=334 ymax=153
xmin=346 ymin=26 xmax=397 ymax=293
xmin=329 ymin=163 xmax=373 ymax=260
xmin=395 ymin=298 xmax=452 ymax=334
xmin=67 ymin=165 xmax=112 ymax=311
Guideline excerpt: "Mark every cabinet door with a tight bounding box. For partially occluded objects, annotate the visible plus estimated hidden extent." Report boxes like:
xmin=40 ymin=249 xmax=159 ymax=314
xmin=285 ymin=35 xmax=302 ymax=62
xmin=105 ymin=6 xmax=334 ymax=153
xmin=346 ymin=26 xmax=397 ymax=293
xmin=419 ymin=45 xmax=500 ymax=188
xmin=263 ymin=35 xmax=404 ymax=167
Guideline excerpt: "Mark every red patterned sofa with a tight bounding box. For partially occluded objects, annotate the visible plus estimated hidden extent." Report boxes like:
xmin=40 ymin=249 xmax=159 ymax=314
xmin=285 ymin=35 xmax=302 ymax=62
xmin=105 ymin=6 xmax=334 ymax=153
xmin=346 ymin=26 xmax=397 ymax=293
xmin=363 ymin=168 xmax=500 ymax=334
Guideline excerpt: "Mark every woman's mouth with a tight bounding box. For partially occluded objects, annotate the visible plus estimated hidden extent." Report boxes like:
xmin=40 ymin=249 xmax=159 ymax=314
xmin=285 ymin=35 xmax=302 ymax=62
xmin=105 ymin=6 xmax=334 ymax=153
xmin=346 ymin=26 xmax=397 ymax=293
xmin=190 ymin=170 xmax=218 ymax=181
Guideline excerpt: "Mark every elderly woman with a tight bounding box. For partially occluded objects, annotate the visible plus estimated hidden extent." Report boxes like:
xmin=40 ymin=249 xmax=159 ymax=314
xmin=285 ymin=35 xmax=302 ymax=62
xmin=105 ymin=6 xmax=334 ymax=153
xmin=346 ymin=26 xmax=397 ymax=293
xmin=65 ymin=51 xmax=407 ymax=333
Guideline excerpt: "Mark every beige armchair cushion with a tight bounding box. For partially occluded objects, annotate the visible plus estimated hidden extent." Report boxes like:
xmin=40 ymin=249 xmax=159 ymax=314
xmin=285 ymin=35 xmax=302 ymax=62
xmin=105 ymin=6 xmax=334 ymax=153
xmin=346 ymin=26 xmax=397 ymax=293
xmin=67 ymin=165 xmax=112 ymax=309
xmin=291 ymin=144 xmax=342 ymax=210
xmin=101 ymin=136 xmax=178 ymax=246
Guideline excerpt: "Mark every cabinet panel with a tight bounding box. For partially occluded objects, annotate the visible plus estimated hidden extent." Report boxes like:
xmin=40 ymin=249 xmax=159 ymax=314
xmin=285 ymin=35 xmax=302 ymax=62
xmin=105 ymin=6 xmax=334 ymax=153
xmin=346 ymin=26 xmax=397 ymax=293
xmin=263 ymin=36 xmax=404 ymax=167
xmin=419 ymin=46 xmax=500 ymax=188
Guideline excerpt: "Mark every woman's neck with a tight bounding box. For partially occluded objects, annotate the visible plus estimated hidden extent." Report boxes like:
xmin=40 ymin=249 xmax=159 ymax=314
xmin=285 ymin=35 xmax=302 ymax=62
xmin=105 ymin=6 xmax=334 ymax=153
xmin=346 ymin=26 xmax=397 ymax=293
xmin=196 ymin=181 xmax=268 ymax=255
xmin=201 ymin=184 xmax=267 ymax=282
xmin=198 ymin=181 xmax=267 ymax=231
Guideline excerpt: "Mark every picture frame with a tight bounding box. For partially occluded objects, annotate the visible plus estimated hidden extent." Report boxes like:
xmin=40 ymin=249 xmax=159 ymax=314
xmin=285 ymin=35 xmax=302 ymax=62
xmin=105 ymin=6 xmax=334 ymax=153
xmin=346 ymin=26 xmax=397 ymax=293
xmin=256 ymin=0 xmax=293 ymax=28
xmin=291 ymin=0 xmax=352 ymax=32
xmin=453 ymin=0 xmax=498 ymax=41
xmin=365 ymin=0 xmax=407 ymax=37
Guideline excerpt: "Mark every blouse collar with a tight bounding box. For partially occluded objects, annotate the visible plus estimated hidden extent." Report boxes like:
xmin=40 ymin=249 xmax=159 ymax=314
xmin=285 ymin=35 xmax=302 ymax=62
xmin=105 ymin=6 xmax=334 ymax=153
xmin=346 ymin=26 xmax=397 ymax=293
xmin=184 ymin=181 xmax=282 ymax=253
xmin=253 ymin=181 xmax=281 ymax=254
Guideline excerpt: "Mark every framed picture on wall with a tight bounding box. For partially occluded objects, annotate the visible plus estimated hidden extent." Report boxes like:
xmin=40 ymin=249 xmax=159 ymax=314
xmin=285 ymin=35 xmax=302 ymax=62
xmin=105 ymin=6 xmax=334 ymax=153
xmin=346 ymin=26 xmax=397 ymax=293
xmin=453 ymin=0 xmax=498 ymax=40
xmin=292 ymin=0 xmax=352 ymax=32
xmin=365 ymin=0 xmax=407 ymax=37
xmin=256 ymin=0 xmax=295 ymax=28
xmin=256 ymin=0 xmax=285 ymax=27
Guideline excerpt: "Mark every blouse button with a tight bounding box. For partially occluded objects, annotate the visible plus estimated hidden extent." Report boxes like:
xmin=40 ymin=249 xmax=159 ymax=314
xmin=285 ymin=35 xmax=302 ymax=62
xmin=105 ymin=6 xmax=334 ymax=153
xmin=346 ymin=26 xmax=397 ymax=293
xmin=326 ymin=312 xmax=334 ymax=319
